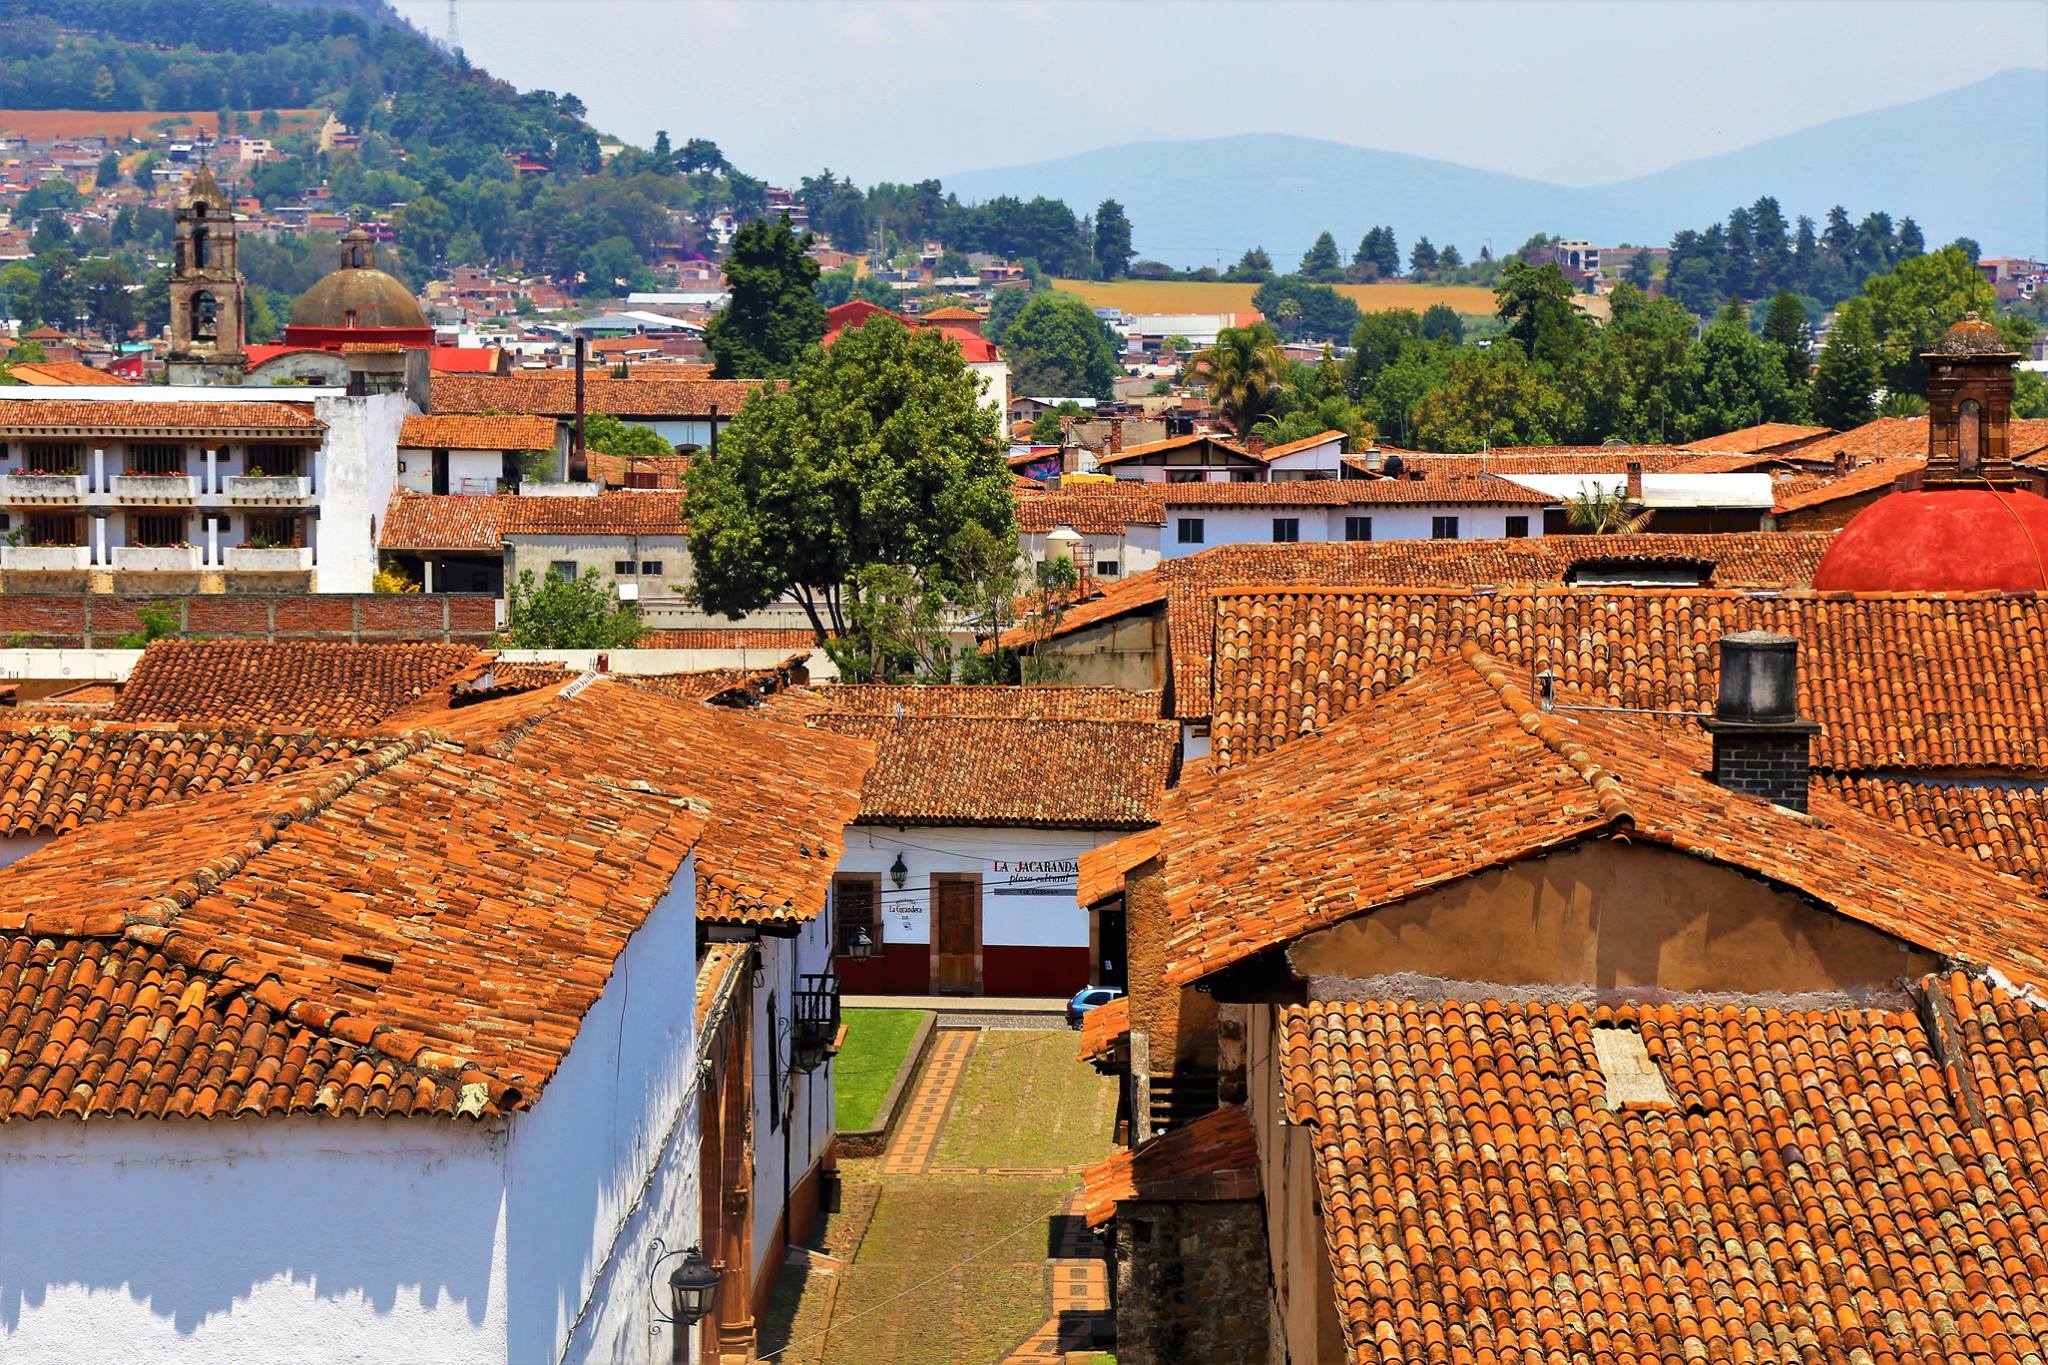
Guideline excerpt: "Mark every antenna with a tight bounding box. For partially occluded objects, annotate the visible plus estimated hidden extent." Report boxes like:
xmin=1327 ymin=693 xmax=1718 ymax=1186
xmin=447 ymin=0 xmax=462 ymax=54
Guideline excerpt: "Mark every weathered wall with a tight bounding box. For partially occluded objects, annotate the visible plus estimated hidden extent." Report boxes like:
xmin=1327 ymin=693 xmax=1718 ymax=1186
xmin=1109 ymin=1199 xmax=1272 ymax=1365
xmin=313 ymin=391 xmax=405 ymax=593
xmin=1287 ymin=840 xmax=1936 ymax=995
xmin=1037 ymin=611 xmax=1168 ymax=692
xmin=1161 ymin=503 xmax=1541 ymax=560
xmin=0 ymin=594 xmax=497 ymax=648
xmin=503 ymin=533 xmax=689 ymax=605
xmin=1247 ymin=1007 xmax=1346 ymax=1365
xmin=1125 ymin=859 xmax=1218 ymax=1070
xmin=748 ymin=913 xmax=838 ymax=1306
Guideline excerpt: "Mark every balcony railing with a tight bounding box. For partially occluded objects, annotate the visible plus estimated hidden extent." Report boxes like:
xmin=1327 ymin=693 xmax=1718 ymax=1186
xmin=113 ymin=474 xmax=198 ymax=503
xmin=0 ymin=544 xmax=90 ymax=572
xmin=113 ymin=545 xmax=204 ymax=572
xmin=224 ymin=475 xmax=313 ymax=503
xmin=1 ymin=473 xmax=87 ymax=503
xmin=224 ymin=545 xmax=314 ymax=572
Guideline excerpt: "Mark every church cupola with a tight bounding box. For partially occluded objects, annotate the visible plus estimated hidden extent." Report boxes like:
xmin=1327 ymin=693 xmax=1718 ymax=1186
xmin=1922 ymin=312 xmax=2021 ymax=488
xmin=166 ymin=164 xmax=248 ymax=386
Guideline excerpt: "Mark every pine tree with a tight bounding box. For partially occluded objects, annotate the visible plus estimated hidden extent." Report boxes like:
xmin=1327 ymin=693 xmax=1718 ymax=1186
xmin=1408 ymin=237 xmax=1439 ymax=277
xmin=705 ymin=215 xmax=826 ymax=379
xmin=1791 ymin=216 xmax=1819 ymax=294
xmin=1092 ymin=199 xmax=1134 ymax=280
xmin=1439 ymin=243 xmax=1464 ymax=271
xmin=1300 ymin=231 xmax=1344 ymax=282
xmin=1761 ymin=291 xmax=1813 ymax=395
xmin=1896 ymin=217 xmax=1926 ymax=259
xmin=1812 ymin=298 xmax=1881 ymax=429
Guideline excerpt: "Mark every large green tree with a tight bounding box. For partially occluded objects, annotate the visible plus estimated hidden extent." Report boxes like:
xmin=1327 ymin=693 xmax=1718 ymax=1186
xmin=1859 ymin=245 xmax=2029 ymax=394
xmin=1298 ymin=232 xmax=1345 ymax=283
xmin=1811 ymin=297 xmax=1882 ymax=429
xmin=1002 ymin=291 xmax=1122 ymax=400
xmin=684 ymin=315 xmax=1011 ymax=641
xmin=1760 ymin=290 xmax=1814 ymax=395
xmin=1495 ymin=261 xmax=1590 ymax=371
xmin=1689 ymin=302 xmax=1801 ymax=434
xmin=504 ymin=568 xmax=646 ymax=648
xmin=1093 ymin=199 xmax=1134 ymax=281
xmin=1411 ymin=345 xmax=1568 ymax=452
xmin=1191 ymin=323 xmax=1287 ymax=440
xmin=706 ymin=215 xmax=826 ymax=379
xmin=1571 ymin=283 xmax=1697 ymax=444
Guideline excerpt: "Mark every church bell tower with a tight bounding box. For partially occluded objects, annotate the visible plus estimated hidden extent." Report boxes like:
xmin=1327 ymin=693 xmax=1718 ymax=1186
xmin=166 ymin=163 xmax=248 ymax=386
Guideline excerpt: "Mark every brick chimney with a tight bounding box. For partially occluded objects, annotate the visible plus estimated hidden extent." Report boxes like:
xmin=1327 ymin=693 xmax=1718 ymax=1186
xmin=1625 ymin=460 xmax=1643 ymax=500
xmin=1833 ymin=449 xmax=1850 ymax=476
xmin=1109 ymin=416 xmax=1124 ymax=454
xmin=1700 ymin=632 xmax=1819 ymax=812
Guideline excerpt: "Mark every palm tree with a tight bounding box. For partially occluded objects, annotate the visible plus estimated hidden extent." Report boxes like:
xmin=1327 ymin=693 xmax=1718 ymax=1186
xmin=1565 ymin=485 xmax=1655 ymax=534
xmin=1190 ymin=323 xmax=1286 ymax=441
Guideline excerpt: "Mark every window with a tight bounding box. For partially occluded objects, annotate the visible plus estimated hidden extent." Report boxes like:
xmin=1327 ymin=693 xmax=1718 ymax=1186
xmin=190 ymin=290 xmax=219 ymax=343
xmin=639 ymin=560 xmax=663 ymax=575
xmin=1272 ymin=518 xmax=1300 ymax=543
xmin=23 ymin=512 xmax=78 ymax=546
xmin=549 ymin=559 xmax=579 ymax=582
xmin=1505 ymin=515 xmax=1530 ymax=539
xmin=1959 ymin=399 xmax=1982 ymax=473
xmin=1167 ymin=470 xmax=1205 ymax=484
xmin=125 ymin=443 xmax=185 ymax=476
xmin=244 ymin=513 xmax=298 ymax=548
xmin=614 ymin=560 xmax=637 ymax=576
xmin=130 ymin=513 xmax=186 ymax=548
xmin=24 ymin=442 xmax=84 ymax=475
xmin=1096 ymin=560 xmax=1119 ymax=577
xmin=1344 ymin=516 xmax=1372 ymax=542
xmin=1176 ymin=517 xmax=1205 ymax=545
xmin=243 ymin=445 xmax=303 ymax=478
xmin=835 ymin=873 xmax=882 ymax=957
xmin=1431 ymin=516 xmax=1460 ymax=540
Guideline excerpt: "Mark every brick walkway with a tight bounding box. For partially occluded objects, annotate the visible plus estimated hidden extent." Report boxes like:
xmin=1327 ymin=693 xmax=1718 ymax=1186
xmin=879 ymin=1026 xmax=977 ymax=1176
xmin=999 ymin=1192 xmax=1114 ymax=1363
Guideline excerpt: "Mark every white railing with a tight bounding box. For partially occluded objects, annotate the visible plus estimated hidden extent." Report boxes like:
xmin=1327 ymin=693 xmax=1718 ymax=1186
xmin=0 ymin=473 xmax=86 ymax=502
xmin=112 ymin=474 xmax=198 ymax=503
xmin=224 ymin=545 xmax=314 ymax=571
xmin=112 ymin=545 xmax=203 ymax=572
xmin=224 ymin=475 xmax=312 ymax=502
xmin=0 ymin=544 xmax=90 ymax=571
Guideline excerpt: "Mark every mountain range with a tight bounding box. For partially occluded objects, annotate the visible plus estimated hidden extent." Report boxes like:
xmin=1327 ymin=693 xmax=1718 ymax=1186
xmin=945 ymin=69 xmax=2048 ymax=270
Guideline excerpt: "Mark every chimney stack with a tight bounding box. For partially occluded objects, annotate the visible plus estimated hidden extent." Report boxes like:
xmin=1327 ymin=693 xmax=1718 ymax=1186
xmin=571 ymin=334 xmax=588 ymax=483
xmin=1833 ymin=449 xmax=1850 ymax=476
xmin=1625 ymin=460 xmax=1643 ymax=500
xmin=1700 ymin=632 xmax=1819 ymax=812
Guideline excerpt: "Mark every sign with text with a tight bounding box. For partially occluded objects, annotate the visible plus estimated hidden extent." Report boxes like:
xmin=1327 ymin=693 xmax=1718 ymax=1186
xmin=990 ymin=857 xmax=1080 ymax=896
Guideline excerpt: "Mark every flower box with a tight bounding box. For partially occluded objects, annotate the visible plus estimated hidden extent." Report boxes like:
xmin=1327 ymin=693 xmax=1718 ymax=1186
xmin=0 ymin=473 xmax=86 ymax=502
xmin=112 ymin=474 xmax=197 ymax=503
xmin=225 ymin=475 xmax=312 ymax=502
xmin=113 ymin=545 xmax=203 ymax=572
xmin=225 ymin=545 xmax=313 ymax=572
xmin=0 ymin=544 xmax=90 ymax=572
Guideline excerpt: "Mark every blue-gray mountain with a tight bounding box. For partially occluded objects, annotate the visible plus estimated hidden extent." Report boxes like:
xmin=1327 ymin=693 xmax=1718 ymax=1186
xmin=945 ymin=70 xmax=2047 ymax=271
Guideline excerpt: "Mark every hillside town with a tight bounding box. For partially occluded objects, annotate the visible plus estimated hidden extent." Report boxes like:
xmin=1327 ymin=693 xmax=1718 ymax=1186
xmin=5 ymin=4 xmax=2048 ymax=1365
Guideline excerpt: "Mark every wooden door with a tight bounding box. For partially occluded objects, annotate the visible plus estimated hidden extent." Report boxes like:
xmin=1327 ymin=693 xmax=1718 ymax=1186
xmin=933 ymin=876 xmax=979 ymax=993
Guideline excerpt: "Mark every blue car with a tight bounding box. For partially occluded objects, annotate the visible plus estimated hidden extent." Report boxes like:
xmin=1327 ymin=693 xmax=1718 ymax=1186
xmin=1066 ymin=985 xmax=1125 ymax=1029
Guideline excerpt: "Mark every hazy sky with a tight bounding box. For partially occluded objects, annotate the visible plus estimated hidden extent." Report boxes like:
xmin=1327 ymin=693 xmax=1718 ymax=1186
xmin=387 ymin=0 xmax=2048 ymax=187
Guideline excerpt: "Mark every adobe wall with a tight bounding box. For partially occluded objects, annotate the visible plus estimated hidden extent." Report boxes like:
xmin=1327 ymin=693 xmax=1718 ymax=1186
xmin=1109 ymin=1199 xmax=1273 ymax=1365
xmin=1040 ymin=612 xmax=1168 ymax=691
xmin=1287 ymin=840 xmax=1935 ymax=996
xmin=1125 ymin=859 xmax=1218 ymax=1070
xmin=0 ymin=593 xmax=497 ymax=648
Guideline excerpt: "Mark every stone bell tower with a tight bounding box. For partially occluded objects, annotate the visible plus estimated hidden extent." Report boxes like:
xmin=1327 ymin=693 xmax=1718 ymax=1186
xmin=1923 ymin=312 xmax=2020 ymax=489
xmin=166 ymin=163 xmax=248 ymax=386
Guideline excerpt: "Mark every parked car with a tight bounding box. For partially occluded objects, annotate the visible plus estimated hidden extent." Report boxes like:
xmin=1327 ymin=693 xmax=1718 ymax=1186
xmin=1066 ymin=984 xmax=1125 ymax=1029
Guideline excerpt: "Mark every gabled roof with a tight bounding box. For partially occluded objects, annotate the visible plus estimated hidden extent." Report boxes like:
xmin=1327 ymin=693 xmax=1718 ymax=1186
xmin=0 ymin=735 xmax=707 ymax=1119
xmin=1014 ymin=485 xmax=1167 ymax=534
xmin=999 ymin=567 xmax=1170 ymax=650
xmin=1077 ymin=994 xmax=1129 ymax=1065
xmin=500 ymin=490 xmax=687 ymax=537
xmin=1158 ymin=476 xmax=1555 ymax=508
xmin=1162 ymin=534 xmax=1834 ymax=719
xmin=0 ymin=400 xmax=324 ymax=439
xmin=379 ymin=490 xmax=514 ymax=550
xmin=398 ymin=413 xmax=558 ymax=450
xmin=1094 ymin=433 xmax=1263 ymax=467
xmin=1823 ymin=774 xmax=2048 ymax=889
xmin=4 ymin=360 xmax=133 ymax=386
xmin=1258 ymin=429 xmax=1348 ymax=460
xmin=111 ymin=641 xmax=491 ymax=732
xmin=1679 ymin=422 xmax=1833 ymax=454
xmin=1771 ymin=457 xmax=1918 ymax=512
xmin=1158 ymin=645 xmax=2048 ymax=989
xmin=1203 ymin=587 xmax=2048 ymax=772
xmin=1280 ymin=977 xmax=2048 ymax=1365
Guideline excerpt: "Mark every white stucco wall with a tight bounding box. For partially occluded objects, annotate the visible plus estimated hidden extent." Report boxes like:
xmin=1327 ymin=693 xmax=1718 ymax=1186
xmin=395 ymin=447 xmax=512 ymax=497
xmin=1020 ymin=527 xmax=1163 ymax=579
xmin=836 ymin=825 xmax=1113 ymax=951
xmin=747 ymin=913 xmax=837 ymax=1292
xmin=314 ymin=391 xmax=407 ymax=593
xmin=1160 ymin=503 xmax=1543 ymax=559
xmin=0 ymin=852 xmax=704 ymax=1365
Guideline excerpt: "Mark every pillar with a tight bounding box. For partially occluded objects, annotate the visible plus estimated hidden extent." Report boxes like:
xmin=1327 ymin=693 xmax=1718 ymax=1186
xmin=206 ymin=516 xmax=219 ymax=567
xmin=423 ymin=557 xmax=435 ymax=592
xmin=204 ymin=446 xmax=218 ymax=494
xmin=92 ymin=447 xmax=105 ymax=494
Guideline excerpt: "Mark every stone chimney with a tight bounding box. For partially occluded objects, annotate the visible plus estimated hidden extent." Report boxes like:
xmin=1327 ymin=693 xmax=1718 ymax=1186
xmin=1625 ymin=461 xmax=1643 ymax=500
xmin=1700 ymin=632 xmax=1819 ymax=812
xmin=1833 ymin=449 xmax=1850 ymax=476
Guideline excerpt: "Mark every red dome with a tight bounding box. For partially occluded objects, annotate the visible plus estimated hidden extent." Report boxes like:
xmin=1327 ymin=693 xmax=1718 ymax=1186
xmin=1812 ymin=488 xmax=2048 ymax=593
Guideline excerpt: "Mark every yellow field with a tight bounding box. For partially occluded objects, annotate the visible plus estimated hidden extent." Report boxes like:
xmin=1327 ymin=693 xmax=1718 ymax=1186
xmin=0 ymin=109 xmax=325 ymax=141
xmin=1052 ymin=278 xmax=1500 ymax=317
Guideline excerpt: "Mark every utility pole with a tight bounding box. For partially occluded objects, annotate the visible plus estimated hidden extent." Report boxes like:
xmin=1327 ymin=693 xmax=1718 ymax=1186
xmin=447 ymin=0 xmax=461 ymax=55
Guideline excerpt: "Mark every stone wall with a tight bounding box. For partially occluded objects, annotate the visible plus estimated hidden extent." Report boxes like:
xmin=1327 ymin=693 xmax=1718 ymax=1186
xmin=0 ymin=593 xmax=496 ymax=647
xmin=1109 ymin=1198 xmax=1272 ymax=1365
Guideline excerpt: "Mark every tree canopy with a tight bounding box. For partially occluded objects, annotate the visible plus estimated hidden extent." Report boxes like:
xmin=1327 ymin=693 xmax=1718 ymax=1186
xmin=1002 ymin=291 xmax=1122 ymax=400
xmin=705 ymin=215 xmax=825 ymax=379
xmin=1191 ymin=323 xmax=1287 ymax=440
xmin=1093 ymin=199 xmax=1134 ymax=281
xmin=503 ymin=568 xmax=646 ymax=649
xmin=683 ymin=314 xmax=1012 ymax=643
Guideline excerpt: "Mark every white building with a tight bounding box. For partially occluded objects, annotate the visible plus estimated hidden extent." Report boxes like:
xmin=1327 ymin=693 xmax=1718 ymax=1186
xmin=1155 ymin=477 xmax=1556 ymax=558
xmin=0 ymin=386 xmax=403 ymax=592
xmin=791 ymin=686 xmax=1180 ymax=998
xmin=396 ymin=413 xmax=562 ymax=497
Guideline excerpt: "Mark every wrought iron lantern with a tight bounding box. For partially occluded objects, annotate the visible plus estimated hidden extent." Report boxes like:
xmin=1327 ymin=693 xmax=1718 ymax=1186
xmin=889 ymin=851 xmax=908 ymax=889
xmin=846 ymin=926 xmax=875 ymax=963
xmin=649 ymin=1240 xmax=719 ymax=1334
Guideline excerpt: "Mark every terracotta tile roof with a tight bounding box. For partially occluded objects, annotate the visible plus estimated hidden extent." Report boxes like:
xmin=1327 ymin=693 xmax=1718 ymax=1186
xmin=919 ymin=305 xmax=985 ymax=323
xmin=1164 ymin=534 xmax=1834 ymax=719
xmin=1159 ymin=476 xmax=1556 ymax=507
xmin=0 ymin=724 xmax=377 ymax=837
xmin=1078 ymin=1102 xmax=1259 ymax=1229
xmin=810 ymin=713 xmax=1177 ymax=828
xmin=1390 ymin=448 xmax=1698 ymax=478
xmin=417 ymin=676 xmax=874 ymax=925
xmin=1680 ymin=422 xmax=1834 ymax=453
xmin=815 ymin=684 xmax=1163 ymax=721
xmin=637 ymin=628 xmax=817 ymax=649
xmin=500 ymin=490 xmax=686 ymax=537
xmin=399 ymin=413 xmax=558 ymax=450
xmin=0 ymin=400 xmax=324 ymax=437
xmin=1670 ymin=449 xmax=1790 ymax=473
xmin=1258 ymin=429 xmax=1348 ymax=459
xmin=378 ymin=490 xmax=513 ymax=550
xmin=1825 ymin=775 xmax=2048 ymax=889
xmin=1160 ymin=646 xmax=2048 ymax=989
xmin=1280 ymin=978 xmax=2048 ymax=1365
xmin=1014 ymin=485 xmax=1167 ymax=534
xmin=431 ymin=374 xmax=765 ymax=419
xmin=1077 ymin=994 xmax=1129 ymax=1065
xmin=586 ymin=450 xmax=690 ymax=489
xmin=0 ymin=736 xmax=707 ymax=1119
xmin=1095 ymin=433 xmax=1262 ymax=466
xmin=111 ymin=641 xmax=491 ymax=732
xmin=4 ymin=360 xmax=134 ymax=386
xmin=1771 ymin=457 xmax=1919 ymax=512
xmin=1203 ymin=587 xmax=2048 ymax=771
xmin=626 ymin=656 xmax=809 ymax=707
xmin=998 ymin=567 xmax=1170 ymax=649
xmin=1078 ymin=827 xmax=1160 ymax=907
xmin=1794 ymin=415 xmax=2048 ymax=466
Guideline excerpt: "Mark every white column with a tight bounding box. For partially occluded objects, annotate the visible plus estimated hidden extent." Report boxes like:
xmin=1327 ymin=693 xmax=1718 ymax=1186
xmin=93 ymin=515 xmax=107 ymax=566
xmin=92 ymin=447 xmax=105 ymax=493
xmin=204 ymin=447 xmax=218 ymax=494
xmin=207 ymin=516 xmax=219 ymax=566
xmin=422 ymin=557 xmax=434 ymax=592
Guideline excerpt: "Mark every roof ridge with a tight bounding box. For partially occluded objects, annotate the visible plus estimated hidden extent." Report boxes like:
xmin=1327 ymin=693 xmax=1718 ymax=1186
xmin=1459 ymin=642 xmax=1633 ymax=826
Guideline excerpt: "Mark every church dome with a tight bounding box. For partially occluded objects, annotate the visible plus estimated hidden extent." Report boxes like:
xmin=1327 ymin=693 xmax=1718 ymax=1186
xmin=289 ymin=229 xmax=428 ymax=332
xmin=1932 ymin=312 xmax=2018 ymax=358
xmin=1812 ymin=487 xmax=2048 ymax=593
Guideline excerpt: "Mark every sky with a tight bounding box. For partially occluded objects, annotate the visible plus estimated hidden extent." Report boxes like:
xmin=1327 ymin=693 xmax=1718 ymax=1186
xmin=385 ymin=0 xmax=2048 ymax=187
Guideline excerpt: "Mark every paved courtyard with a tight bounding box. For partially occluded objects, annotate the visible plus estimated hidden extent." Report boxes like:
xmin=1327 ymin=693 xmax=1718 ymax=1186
xmin=760 ymin=1024 xmax=1118 ymax=1365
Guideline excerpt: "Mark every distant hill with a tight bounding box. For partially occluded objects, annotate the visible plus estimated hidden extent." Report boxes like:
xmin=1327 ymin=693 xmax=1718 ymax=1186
xmin=946 ymin=69 xmax=2048 ymax=270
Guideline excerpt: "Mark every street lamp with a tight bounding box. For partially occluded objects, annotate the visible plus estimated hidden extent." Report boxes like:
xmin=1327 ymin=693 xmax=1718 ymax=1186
xmin=846 ymin=926 xmax=875 ymax=963
xmin=889 ymin=851 xmax=908 ymax=890
xmin=648 ymin=1240 xmax=720 ymax=1336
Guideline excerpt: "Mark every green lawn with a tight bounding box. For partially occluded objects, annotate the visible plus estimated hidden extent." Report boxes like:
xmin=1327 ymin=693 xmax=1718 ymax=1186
xmin=931 ymin=1029 xmax=1117 ymax=1170
xmin=835 ymin=1008 xmax=929 ymax=1132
